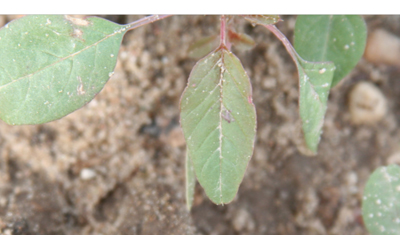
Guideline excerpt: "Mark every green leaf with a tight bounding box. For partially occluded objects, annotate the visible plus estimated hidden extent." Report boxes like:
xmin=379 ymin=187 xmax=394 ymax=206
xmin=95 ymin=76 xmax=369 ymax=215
xmin=0 ymin=15 xmax=127 ymax=125
xmin=188 ymin=35 xmax=219 ymax=59
xmin=294 ymin=15 xmax=367 ymax=86
xmin=185 ymin=149 xmax=196 ymax=211
xmin=180 ymin=47 xmax=256 ymax=204
xmin=262 ymin=24 xmax=335 ymax=153
xmin=228 ymin=30 xmax=255 ymax=51
xmin=362 ymin=165 xmax=400 ymax=235
xmin=244 ymin=15 xmax=281 ymax=26
xmin=296 ymin=55 xmax=335 ymax=153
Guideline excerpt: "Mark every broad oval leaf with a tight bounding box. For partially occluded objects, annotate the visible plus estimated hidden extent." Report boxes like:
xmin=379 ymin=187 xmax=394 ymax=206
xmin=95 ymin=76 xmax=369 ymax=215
xmin=294 ymin=15 xmax=367 ymax=87
xmin=180 ymin=47 xmax=256 ymax=204
xmin=296 ymin=54 xmax=335 ymax=153
xmin=0 ymin=15 xmax=127 ymax=125
xmin=362 ymin=165 xmax=400 ymax=235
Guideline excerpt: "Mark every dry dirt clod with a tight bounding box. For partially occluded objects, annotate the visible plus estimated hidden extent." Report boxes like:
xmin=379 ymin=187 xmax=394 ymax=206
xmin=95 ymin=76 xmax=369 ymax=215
xmin=349 ymin=81 xmax=387 ymax=125
xmin=364 ymin=29 xmax=400 ymax=66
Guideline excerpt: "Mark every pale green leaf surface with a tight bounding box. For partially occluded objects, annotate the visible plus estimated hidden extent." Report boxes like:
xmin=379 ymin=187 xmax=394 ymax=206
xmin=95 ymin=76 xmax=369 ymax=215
xmin=362 ymin=165 xmax=400 ymax=235
xmin=296 ymin=54 xmax=335 ymax=153
xmin=186 ymin=149 xmax=196 ymax=211
xmin=0 ymin=15 xmax=127 ymax=125
xmin=180 ymin=48 xmax=256 ymax=204
xmin=294 ymin=15 xmax=366 ymax=86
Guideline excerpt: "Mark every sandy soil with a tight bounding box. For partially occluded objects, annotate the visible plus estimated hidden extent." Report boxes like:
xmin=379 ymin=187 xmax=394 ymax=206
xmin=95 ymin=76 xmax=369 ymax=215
xmin=0 ymin=15 xmax=399 ymax=235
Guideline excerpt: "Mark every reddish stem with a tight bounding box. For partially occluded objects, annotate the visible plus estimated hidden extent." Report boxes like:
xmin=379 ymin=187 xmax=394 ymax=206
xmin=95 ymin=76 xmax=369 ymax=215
xmin=126 ymin=15 xmax=171 ymax=31
xmin=220 ymin=15 xmax=226 ymax=47
xmin=264 ymin=24 xmax=298 ymax=65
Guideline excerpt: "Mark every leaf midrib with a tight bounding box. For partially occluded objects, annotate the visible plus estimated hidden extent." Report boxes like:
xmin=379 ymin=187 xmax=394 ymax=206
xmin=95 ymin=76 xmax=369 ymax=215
xmin=320 ymin=15 xmax=333 ymax=61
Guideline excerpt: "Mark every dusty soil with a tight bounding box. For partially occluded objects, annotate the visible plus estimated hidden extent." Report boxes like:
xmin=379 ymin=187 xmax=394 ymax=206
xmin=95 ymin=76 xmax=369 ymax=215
xmin=0 ymin=15 xmax=399 ymax=235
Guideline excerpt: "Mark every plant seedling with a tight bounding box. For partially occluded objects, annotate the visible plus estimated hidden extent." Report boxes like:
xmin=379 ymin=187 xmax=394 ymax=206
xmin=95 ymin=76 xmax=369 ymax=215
xmin=0 ymin=15 xmax=367 ymax=210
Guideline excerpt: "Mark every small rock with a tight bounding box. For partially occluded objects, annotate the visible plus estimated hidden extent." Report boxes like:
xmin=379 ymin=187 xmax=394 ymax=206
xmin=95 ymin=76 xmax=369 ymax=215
xmin=262 ymin=77 xmax=277 ymax=89
xmin=349 ymin=82 xmax=386 ymax=125
xmin=345 ymin=172 xmax=358 ymax=186
xmin=3 ymin=229 xmax=12 ymax=235
xmin=364 ymin=29 xmax=400 ymax=66
xmin=169 ymin=128 xmax=186 ymax=147
xmin=80 ymin=168 xmax=97 ymax=180
xmin=345 ymin=172 xmax=358 ymax=195
xmin=387 ymin=151 xmax=400 ymax=165
xmin=232 ymin=208 xmax=255 ymax=232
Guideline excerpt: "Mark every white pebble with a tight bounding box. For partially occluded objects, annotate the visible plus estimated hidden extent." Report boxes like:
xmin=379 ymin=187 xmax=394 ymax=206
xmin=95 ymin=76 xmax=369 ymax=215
xmin=80 ymin=168 xmax=96 ymax=180
xmin=364 ymin=29 xmax=400 ymax=66
xmin=349 ymin=82 xmax=386 ymax=125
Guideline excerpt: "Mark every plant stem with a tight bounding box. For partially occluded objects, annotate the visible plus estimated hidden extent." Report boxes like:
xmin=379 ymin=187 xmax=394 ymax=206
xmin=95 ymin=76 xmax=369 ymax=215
xmin=264 ymin=25 xmax=298 ymax=65
xmin=125 ymin=15 xmax=171 ymax=31
xmin=220 ymin=15 xmax=226 ymax=47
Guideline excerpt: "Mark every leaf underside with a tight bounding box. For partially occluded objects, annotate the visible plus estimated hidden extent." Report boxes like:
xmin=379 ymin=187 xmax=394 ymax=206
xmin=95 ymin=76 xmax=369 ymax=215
xmin=294 ymin=15 xmax=367 ymax=87
xmin=180 ymin=47 xmax=256 ymax=204
xmin=296 ymin=54 xmax=335 ymax=153
xmin=0 ymin=15 xmax=127 ymax=125
xmin=362 ymin=165 xmax=400 ymax=235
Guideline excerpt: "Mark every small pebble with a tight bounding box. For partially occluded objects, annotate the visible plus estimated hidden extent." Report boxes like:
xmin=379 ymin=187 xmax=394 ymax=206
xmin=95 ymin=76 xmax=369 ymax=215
xmin=262 ymin=77 xmax=277 ymax=89
xmin=364 ymin=29 xmax=400 ymax=66
xmin=387 ymin=152 xmax=400 ymax=165
xmin=80 ymin=168 xmax=96 ymax=180
xmin=232 ymin=208 xmax=255 ymax=232
xmin=349 ymin=82 xmax=386 ymax=125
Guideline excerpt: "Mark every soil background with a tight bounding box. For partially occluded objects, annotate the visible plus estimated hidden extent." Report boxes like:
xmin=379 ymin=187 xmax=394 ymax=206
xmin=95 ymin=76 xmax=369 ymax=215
xmin=0 ymin=15 xmax=399 ymax=235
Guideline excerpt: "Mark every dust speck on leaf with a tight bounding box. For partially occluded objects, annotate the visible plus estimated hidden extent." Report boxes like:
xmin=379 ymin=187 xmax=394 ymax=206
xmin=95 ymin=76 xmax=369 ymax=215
xmin=344 ymin=44 xmax=350 ymax=50
xmin=65 ymin=15 xmax=90 ymax=26
xmin=247 ymin=96 xmax=252 ymax=104
xmin=72 ymin=28 xmax=83 ymax=39
xmin=221 ymin=109 xmax=234 ymax=123
xmin=77 ymin=76 xmax=85 ymax=95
